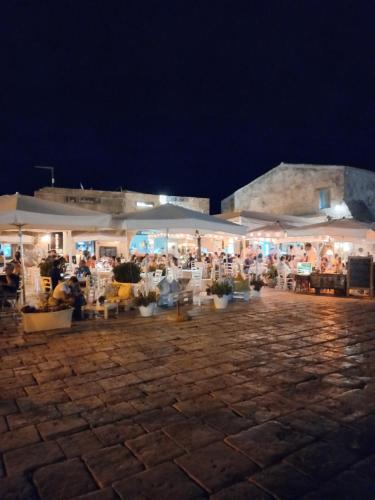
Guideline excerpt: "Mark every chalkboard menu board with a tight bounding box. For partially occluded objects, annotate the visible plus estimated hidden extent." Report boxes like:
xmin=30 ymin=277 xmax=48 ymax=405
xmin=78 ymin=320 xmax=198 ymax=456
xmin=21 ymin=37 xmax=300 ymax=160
xmin=347 ymin=256 xmax=373 ymax=296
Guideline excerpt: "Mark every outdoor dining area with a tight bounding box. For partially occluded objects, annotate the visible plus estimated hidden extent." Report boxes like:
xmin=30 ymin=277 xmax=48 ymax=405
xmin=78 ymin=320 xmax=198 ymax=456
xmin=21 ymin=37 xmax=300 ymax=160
xmin=0 ymin=194 xmax=250 ymax=332
xmin=2 ymin=193 xmax=375 ymax=334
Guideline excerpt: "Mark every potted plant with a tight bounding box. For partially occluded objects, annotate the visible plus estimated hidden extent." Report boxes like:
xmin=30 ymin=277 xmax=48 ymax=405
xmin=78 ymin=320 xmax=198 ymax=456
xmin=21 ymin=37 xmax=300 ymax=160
xmin=266 ymin=266 xmax=278 ymax=288
xmin=209 ymin=280 xmax=233 ymax=309
xmin=233 ymin=274 xmax=250 ymax=301
xmin=250 ymin=277 xmax=265 ymax=298
xmin=21 ymin=303 xmax=73 ymax=333
xmin=113 ymin=262 xmax=141 ymax=300
xmin=134 ymin=290 xmax=158 ymax=317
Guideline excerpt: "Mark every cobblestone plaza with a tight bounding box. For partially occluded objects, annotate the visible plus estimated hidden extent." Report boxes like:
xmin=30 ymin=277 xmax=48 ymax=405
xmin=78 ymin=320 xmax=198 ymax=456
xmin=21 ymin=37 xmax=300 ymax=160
xmin=1 ymin=291 xmax=375 ymax=499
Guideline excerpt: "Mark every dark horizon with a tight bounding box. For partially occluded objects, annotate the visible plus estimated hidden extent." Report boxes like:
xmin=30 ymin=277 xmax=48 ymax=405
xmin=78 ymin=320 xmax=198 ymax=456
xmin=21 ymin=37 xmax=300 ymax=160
xmin=1 ymin=1 xmax=375 ymax=213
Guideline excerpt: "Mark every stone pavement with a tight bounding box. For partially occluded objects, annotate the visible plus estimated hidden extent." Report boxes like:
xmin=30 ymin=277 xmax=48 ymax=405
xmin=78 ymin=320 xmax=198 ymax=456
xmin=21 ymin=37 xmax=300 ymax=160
xmin=1 ymin=290 xmax=375 ymax=499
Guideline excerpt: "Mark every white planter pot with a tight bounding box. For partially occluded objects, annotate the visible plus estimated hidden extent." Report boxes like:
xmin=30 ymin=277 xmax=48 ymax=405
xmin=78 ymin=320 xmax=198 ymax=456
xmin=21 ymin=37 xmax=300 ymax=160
xmin=251 ymin=290 xmax=261 ymax=298
xmin=22 ymin=308 xmax=73 ymax=333
xmin=213 ymin=294 xmax=229 ymax=309
xmin=139 ymin=303 xmax=156 ymax=317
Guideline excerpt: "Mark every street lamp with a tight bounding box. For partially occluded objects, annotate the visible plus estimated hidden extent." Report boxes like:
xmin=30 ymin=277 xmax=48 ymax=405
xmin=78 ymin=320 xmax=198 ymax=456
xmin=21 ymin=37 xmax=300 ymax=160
xmin=34 ymin=166 xmax=55 ymax=187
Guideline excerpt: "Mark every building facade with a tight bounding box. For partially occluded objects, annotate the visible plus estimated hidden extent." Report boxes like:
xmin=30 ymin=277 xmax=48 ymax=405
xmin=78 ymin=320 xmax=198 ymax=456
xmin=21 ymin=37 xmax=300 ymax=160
xmin=35 ymin=187 xmax=210 ymax=214
xmin=221 ymin=163 xmax=375 ymax=221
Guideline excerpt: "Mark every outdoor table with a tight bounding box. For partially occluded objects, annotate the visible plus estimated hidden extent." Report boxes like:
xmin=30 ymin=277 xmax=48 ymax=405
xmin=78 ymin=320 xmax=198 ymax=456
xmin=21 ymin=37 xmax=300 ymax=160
xmin=84 ymin=301 xmax=118 ymax=319
xmin=309 ymin=273 xmax=346 ymax=295
xmin=293 ymin=274 xmax=310 ymax=293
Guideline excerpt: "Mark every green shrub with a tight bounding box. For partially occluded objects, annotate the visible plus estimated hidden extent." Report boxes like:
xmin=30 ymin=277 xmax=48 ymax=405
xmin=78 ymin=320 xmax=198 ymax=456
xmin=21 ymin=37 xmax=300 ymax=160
xmin=113 ymin=262 xmax=141 ymax=283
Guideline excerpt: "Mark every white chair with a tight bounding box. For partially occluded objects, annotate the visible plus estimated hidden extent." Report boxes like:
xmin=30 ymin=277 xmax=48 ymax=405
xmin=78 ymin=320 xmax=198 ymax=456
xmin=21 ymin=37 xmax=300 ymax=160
xmin=276 ymin=273 xmax=294 ymax=290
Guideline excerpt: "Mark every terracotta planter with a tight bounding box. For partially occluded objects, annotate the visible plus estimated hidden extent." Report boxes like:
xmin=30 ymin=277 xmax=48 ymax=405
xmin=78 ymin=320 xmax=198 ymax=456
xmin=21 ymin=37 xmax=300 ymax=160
xmin=22 ymin=308 xmax=73 ymax=333
xmin=139 ymin=303 xmax=156 ymax=317
xmin=213 ymin=294 xmax=229 ymax=309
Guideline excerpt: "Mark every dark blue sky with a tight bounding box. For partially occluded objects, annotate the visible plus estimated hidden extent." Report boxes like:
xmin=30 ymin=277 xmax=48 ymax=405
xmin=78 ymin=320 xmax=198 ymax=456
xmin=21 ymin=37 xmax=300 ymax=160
xmin=1 ymin=1 xmax=375 ymax=212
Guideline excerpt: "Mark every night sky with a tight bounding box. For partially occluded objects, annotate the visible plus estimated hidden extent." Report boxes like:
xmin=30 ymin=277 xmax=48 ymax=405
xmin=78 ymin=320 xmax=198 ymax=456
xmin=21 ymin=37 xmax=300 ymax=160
xmin=1 ymin=1 xmax=375 ymax=213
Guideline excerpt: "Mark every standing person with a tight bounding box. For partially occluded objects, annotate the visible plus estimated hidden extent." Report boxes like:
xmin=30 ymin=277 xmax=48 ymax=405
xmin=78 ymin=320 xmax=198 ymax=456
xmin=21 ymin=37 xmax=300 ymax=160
xmin=49 ymin=259 xmax=61 ymax=290
xmin=304 ymin=243 xmax=317 ymax=266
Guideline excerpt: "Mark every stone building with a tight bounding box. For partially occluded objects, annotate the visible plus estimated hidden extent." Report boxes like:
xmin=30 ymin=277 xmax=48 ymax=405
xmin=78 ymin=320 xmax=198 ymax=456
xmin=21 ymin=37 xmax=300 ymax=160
xmin=35 ymin=187 xmax=209 ymax=214
xmin=221 ymin=163 xmax=375 ymax=221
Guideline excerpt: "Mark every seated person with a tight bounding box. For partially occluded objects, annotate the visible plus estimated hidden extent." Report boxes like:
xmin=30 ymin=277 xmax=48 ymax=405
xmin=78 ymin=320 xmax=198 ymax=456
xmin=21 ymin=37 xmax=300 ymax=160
xmin=0 ymin=263 xmax=20 ymax=296
xmin=277 ymin=256 xmax=292 ymax=276
xmin=52 ymin=277 xmax=85 ymax=320
xmin=52 ymin=278 xmax=72 ymax=302
xmin=76 ymin=260 xmax=91 ymax=277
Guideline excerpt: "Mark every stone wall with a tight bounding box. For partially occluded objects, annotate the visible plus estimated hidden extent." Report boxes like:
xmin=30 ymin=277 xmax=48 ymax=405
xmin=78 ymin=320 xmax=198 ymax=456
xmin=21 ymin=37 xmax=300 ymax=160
xmin=221 ymin=163 xmax=348 ymax=216
xmin=35 ymin=187 xmax=210 ymax=214
xmin=344 ymin=167 xmax=375 ymax=220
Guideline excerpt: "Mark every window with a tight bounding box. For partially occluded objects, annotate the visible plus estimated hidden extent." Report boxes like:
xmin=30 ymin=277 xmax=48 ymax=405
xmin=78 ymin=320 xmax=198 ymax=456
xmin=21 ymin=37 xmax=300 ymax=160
xmin=319 ymin=188 xmax=331 ymax=209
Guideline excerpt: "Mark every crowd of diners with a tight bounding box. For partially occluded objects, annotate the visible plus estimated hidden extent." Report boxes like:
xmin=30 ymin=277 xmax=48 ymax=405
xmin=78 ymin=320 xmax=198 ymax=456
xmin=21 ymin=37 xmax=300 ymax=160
xmin=0 ymin=238 xmax=367 ymax=309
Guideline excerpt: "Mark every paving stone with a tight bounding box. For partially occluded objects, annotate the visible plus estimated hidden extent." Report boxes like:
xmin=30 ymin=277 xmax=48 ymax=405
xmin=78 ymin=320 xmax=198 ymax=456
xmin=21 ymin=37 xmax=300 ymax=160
xmin=129 ymin=392 xmax=177 ymax=412
xmin=38 ymin=416 xmax=88 ymax=440
xmin=232 ymin=393 xmax=301 ymax=423
xmin=277 ymin=408 xmax=340 ymax=437
xmin=65 ymin=382 xmax=104 ymax=400
xmin=225 ymin=421 xmax=314 ymax=467
xmin=3 ymin=441 xmax=64 ymax=475
xmin=98 ymin=386 xmax=144 ymax=405
xmin=82 ymin=402 xmax=137 ymax=427
xmin=93 ymin=419 xmax=144 ymax=446
xmin=58 ymin=429 xmax=103 ymax=458
xmin=74 ymin=487 xmax=118 ymax=499
xmin=202 ymin=408 xmax=254 ymax=435
xmin=0 ymin=399 xmax=18 ymax=416
xmin=211 ymin=481 xmax=272 ymax=499
xmin=0 ymin=424 xmax=40 ymax=452
xmin=113 ymin=461 xmax=205 ymax=499
xmin=173 ymin=395 xmax=226 ymax=417
xmin=97 ymin=373 xmax=142 ymax=391
xmin=34 ymin=458 xmax=98 ymax=499
xmin=17 ymin=390 xmax=69 ymax=410
xmin=284 ymin=440 xmax=358 ymax=480
xmin=0 ymin=475 xmax=38 ymax=499
xmin=134 ymin=406 xmax=186 ymax=431
xmin=176 ymin=442 xmax=258 ymax=493
xmin=0 ymin=416 xmax=7 ymax=433
xmin=7 ymin=404 xmax=61 ymax=429
xmin=34 ymin=366 xmax=73 ymax=384
xmin=213 ymin=383 xmax=261 ymax=404
xmin=126 ymin=430 xmax=184 ymax=466
xmin=250 ymin=462 xmax=315 ymax=499
xmin=58 ymin=395 xmax=104 ymax=416
xmin=163 ymin=418 xmax=224 ymax=451
xmin=83 ymin=445 xmax=143 ymax=487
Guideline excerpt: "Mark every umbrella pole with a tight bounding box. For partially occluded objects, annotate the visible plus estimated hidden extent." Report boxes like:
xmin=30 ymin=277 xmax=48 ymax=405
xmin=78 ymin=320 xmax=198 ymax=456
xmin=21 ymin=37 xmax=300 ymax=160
xmin=18 ymin=225 xmax=27 ymax=304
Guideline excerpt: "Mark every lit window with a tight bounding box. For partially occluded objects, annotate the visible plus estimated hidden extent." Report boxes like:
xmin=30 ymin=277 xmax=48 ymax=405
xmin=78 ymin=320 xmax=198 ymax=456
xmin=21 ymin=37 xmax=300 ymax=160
xmin=319 ymin=189 xmax=330 ymax=209
xmin=159 ymin=195 xmax=168 ymax=205
xmin=136 ymin=201 xmax=154 ymax=209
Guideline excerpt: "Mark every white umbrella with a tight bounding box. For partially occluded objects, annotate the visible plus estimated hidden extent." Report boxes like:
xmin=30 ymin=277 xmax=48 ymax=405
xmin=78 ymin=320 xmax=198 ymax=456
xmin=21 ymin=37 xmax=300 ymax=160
xmin=0 ymin=193 xmax=112 ymax=301
xmin=0 ymin=193 xmax=111 ymax=230
xmin=114 ymin=203 xmax=247 ymax=236
xmin=248 ymin=221 xmax=296 ymax=239
xmin=288 ymin=218 xmax=375 ymax=241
